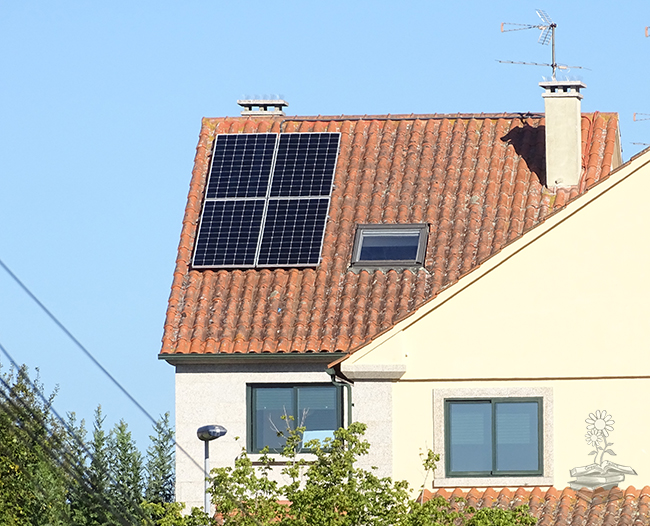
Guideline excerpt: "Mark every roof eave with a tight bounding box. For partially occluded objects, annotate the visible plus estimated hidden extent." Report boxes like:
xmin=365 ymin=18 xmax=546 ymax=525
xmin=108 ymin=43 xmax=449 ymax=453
xmin=159 ymin=351 xmax=350 ymax=366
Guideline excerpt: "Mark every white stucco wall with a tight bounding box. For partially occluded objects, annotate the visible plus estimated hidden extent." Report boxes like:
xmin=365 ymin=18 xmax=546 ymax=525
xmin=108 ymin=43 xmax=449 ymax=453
xmin=174 ymin=361 xmax=333 ymax=511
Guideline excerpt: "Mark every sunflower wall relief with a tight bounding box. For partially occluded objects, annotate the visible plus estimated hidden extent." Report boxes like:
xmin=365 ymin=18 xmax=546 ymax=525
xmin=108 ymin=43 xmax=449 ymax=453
xmin=569 ymin=410 xmax=637 ymax=490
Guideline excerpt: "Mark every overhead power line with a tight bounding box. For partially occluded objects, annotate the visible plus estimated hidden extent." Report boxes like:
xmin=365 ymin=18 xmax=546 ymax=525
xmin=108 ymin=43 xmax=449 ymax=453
xmin=0 ymin=257 xmax=156 ymax=427
xmin=0 ymin=353 xmax=145 ymax=526
xmin=0 ymin=257 xmax=208 ymax=479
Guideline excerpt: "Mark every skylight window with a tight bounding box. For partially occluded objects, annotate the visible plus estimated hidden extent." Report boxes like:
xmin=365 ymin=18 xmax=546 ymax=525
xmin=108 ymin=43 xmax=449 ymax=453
xmin=351 ymin=224 xmax=428 ymax=267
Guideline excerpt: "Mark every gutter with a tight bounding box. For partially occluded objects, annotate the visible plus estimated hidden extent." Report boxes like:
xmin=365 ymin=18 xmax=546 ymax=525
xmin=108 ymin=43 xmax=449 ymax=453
xmin=326 ymin=366 xmax=353 ymax=426
xmin=159 ymin=351 xmax=349 ymax=366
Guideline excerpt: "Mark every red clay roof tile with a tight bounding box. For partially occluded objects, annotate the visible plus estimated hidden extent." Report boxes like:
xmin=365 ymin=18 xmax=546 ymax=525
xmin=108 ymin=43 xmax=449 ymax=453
xmin=423 ymin=487 xmax=650 ymax=526
xmin=161 ymin=112 xmax=619 ymax=356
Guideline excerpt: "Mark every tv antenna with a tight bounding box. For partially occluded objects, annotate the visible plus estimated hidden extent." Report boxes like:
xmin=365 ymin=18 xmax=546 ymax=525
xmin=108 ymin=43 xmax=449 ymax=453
xmin=645 ymin=27 xmax=649 ymax=37
xmin=499 ymin=9 xmax=587 ymax=80
xmin=632 ymin=114 xmax=650 ymax=147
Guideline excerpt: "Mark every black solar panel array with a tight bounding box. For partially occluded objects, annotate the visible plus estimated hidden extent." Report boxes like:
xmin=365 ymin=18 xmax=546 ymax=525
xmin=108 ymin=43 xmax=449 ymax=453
xmin=193 ymin=132 xmax=340 ymax=268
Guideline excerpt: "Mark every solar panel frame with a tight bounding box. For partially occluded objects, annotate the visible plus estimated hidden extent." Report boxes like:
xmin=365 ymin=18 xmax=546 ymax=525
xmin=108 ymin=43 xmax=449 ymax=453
xmin=193 ymin=199 xmax=266 ymax=268
xmin=270 ymin=133 xmax=340 ymax=198
xmin=192 ymin=131 xmax=340 ymax=269
xmin=256 ymin=197 xmax=331 ymax=267
xmin=205 ymin=133 xmax=277 ymax=199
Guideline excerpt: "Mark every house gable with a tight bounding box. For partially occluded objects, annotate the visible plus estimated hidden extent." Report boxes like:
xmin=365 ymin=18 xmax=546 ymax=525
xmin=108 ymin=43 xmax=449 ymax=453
xmin=337 ymin=147 xmax=650 ymax=490
xmin=339 ymin=146 xmax=650 ymax=378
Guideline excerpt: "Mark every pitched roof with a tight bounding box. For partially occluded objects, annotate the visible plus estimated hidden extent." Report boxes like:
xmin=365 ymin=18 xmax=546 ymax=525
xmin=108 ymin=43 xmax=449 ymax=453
xmin=161 ymin=112 xmax=619 ymax=357
xmin=422 ymin=486 xmax=650 ymax=526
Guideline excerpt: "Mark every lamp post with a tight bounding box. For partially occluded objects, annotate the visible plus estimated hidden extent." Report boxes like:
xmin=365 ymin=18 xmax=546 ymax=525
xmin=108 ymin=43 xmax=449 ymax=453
xmin=197 ymin=424 xmax=227 ymax=516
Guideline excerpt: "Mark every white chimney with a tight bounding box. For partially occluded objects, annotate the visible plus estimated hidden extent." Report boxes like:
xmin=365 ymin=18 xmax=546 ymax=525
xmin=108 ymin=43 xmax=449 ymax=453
xmin=539 ymin=80 xmax=586 ymax=188
xmin=237 ymin=99 xmax=288 ymax=116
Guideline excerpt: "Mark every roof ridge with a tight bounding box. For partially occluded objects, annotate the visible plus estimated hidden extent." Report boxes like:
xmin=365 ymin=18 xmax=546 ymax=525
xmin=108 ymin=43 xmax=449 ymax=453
xmin=203 ymin=112 xmax=618 ymax=124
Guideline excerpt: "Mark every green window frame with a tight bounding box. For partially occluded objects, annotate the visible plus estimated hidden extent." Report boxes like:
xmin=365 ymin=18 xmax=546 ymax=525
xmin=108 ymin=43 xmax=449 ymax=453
xmin=247 ymin=384 xmax=343 ymax=453
xmin=444 ymin=398 xmax=543 ymax=477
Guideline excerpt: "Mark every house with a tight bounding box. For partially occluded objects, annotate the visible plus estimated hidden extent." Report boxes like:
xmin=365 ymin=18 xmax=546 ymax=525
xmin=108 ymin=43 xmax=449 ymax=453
xmin=160 ymin=80 xmax=650 ymax=511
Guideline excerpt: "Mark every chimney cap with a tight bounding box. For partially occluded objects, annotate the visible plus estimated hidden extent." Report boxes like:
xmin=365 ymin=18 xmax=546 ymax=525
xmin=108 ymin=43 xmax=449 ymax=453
xmin=539 ymin=80 xmax=586 ymax=100
xmin=237 ymin=99 xmax=289 ymax=116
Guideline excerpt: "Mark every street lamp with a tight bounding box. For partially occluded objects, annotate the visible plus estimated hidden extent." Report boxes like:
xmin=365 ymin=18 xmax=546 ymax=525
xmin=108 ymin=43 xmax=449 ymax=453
xmin=197 ymin=424 xmax=227 ymax=516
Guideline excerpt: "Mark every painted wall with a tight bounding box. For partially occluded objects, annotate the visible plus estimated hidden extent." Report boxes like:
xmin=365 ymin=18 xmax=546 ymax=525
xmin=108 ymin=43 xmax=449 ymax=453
xmin=174 ymin=361 xmax=335 ymax=512
xmin=342 ymin=151 xmax=650 ymax=491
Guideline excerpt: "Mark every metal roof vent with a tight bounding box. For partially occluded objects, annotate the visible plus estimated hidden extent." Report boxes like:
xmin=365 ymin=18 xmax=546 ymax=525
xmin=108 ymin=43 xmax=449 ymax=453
xmin=237 ymin=99 xmax=288 ymax=116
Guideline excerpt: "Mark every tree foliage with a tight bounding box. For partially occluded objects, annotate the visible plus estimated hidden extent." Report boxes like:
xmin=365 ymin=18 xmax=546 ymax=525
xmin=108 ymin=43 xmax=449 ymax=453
xmin=146 ymin=412 xmax=175 ymax=504
xmin=0 ymin=364 xmax=69 ymax=525
xmin=208 ymin=421 xmax=538 ymax=526
xmin=0 ymin=363 xmax=207 ymax=526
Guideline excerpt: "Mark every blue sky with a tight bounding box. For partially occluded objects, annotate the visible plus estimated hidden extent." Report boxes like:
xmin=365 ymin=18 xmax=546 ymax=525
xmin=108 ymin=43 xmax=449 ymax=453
xmin=1 ymin=0 xmax=648 ymax=451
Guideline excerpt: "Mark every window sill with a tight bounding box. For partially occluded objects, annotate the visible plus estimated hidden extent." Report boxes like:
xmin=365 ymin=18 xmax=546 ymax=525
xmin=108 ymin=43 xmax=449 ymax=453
xmin=248 ymin=452 xmax=317 ymax=466
xmin=433 ymin=475 xmax=553 ymax=488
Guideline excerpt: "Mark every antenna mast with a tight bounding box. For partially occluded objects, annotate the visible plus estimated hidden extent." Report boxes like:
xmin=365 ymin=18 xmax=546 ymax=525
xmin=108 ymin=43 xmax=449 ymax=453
xmin=632 ymin=114 xmax=650 ymax=147
xmin=499 ymin=9 xmax=585 ymax=80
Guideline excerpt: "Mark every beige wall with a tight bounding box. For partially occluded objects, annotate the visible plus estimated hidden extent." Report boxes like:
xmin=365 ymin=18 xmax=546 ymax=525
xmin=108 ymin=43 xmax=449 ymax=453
xmin=344 ymin=151 xmax=650 ymax=491
xmin=390 ymin=378 xmax=649 ymax=490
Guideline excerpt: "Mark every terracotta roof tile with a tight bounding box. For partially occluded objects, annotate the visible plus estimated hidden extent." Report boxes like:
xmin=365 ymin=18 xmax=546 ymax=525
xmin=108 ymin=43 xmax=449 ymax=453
xmin=423 ymin=487 xmax=650 ymax=526
xmin=161 ymin=112 xmax=619 ymax=356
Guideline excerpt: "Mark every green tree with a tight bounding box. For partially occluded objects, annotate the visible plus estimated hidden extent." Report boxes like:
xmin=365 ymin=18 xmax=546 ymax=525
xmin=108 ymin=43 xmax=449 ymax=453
xmin=0 ymin=364 xmax=70 ymax=525
xmin=64 ymin=411 xmax=90 ymax=526
xmin=84 ymin=405 xmax=129 ymax=526
xmin=109 ymin=419 xmax=145 ymax=523
xmin=0 ymin=363 xmax=206 ymax=526
xmin=145 ymin=412 xmax=175 ymax=504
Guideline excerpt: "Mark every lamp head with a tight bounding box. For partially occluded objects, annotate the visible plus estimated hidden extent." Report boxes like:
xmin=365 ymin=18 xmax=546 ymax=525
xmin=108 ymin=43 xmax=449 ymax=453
xmin=197 ymin=425 xmax=227 ymax=441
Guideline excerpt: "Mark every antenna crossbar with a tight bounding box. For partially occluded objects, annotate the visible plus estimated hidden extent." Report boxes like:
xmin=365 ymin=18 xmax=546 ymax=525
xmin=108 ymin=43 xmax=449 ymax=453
xmin=501 ymin=22 xmax=545 ymax=32
xmin=498 ymin=8 xmax=584 ymax=80
xmin=633 ymin=113 xmax=650 ymax=122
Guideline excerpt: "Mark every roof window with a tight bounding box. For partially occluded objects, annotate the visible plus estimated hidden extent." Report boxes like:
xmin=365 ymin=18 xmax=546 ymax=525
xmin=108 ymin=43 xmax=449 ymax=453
xmin=351 ymin=224 xmax=428 ymax=267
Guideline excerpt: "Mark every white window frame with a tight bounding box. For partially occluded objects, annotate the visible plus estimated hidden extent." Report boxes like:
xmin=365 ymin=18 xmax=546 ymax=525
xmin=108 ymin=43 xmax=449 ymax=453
xmin=432 ymin=387 xmax=553 ymax=487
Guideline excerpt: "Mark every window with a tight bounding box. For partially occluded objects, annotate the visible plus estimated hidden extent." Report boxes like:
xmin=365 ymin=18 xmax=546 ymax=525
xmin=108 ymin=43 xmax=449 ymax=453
xmin=248 ymin=384 xmax=343 ymax=453
xmin=445 ymin=398 xmax=542 ymax=477
xmin=351 ymin=224 xmax=428 ymax=267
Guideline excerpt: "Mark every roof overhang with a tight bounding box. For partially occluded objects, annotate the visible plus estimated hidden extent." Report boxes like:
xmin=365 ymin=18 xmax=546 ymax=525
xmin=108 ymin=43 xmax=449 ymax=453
xmin=159 ymin=351 xmax=349 ymax=366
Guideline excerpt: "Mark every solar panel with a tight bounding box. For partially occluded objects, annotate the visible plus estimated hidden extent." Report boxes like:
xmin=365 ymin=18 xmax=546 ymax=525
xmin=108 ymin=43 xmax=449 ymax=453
xmin=205 ymin=134 xmax=277 ymax=199
xmin=257 ymin=198 xmax=330 ymax=266
xmin=193 ymin=200 xmax=265 ymax=267
xmin=271 ymin=133 xmax=339 ymax=197
xmin=193 ymin=132 xmax=340 ymax=268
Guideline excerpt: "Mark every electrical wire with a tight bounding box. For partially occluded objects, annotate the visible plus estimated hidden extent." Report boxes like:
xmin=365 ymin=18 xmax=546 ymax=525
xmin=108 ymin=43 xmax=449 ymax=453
xmin=0 ymin=366 xmax=144 ymax=526
xmin=0 ymin=258 xmax=265 ymax=525
xmin=0 ymin=257 xmax=156 ymax=427
xmin=0 ymin=257 xmax=207 ymax=476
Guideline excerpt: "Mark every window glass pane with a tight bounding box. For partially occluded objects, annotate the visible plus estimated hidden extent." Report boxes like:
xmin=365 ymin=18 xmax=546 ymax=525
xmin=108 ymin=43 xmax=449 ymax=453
xmin=254 ymin=388 xmax=294 ymax=451
xmin=495 ymin=401 xmax=539 ymax=472
xmin=448 ymin=402 xmax=492 ymax=473
xmin=298 ymin=386 xmax=338 ymax=443
xmin=359 ymin=233 xmax=420 ymax=261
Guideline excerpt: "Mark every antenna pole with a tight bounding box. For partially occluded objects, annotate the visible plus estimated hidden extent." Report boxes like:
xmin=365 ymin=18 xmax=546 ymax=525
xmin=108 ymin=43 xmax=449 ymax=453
xmin=551 ymin=24 xmax=557 ymax=80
